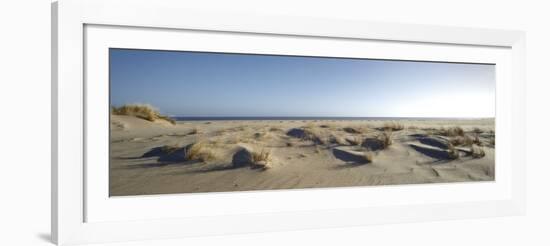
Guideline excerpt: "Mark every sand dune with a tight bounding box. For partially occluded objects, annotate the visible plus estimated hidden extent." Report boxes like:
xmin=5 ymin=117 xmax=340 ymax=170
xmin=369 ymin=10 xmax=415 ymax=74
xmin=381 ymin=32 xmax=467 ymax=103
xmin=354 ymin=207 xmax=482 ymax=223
xmin=109 ymin=115 xmax=495 ymax=196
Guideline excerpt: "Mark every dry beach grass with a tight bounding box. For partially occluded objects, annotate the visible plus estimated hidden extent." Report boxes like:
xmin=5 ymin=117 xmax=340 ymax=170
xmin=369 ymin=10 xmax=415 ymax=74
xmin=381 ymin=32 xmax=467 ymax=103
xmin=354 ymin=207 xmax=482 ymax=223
xmin=109 ymin=113 xmax=495 ymax=196
xmin=112 ymin=104 xmax=176 ymax=125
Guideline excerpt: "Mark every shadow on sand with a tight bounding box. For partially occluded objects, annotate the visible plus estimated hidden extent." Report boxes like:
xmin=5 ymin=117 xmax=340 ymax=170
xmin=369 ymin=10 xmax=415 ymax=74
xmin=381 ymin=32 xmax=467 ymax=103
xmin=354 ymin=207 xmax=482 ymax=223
xmin=118 ymin=145 xmax=200 ymax=169
xmin=120 ymin=160 xmax=202 ymax=169
xmin=362 ymin=138 xmax=384 ymax=151
xmin=185 ymin=164 xmax=243 ymax=174
xmin=140 ymin=146 xmax=190 ymax=162
xmin=332 ymin=148 xmax=370 ymax=166
xmin=413 ymin=135 xmax=449 ymax=150
xmin=408 ymin=144 xmax=454 ymax=164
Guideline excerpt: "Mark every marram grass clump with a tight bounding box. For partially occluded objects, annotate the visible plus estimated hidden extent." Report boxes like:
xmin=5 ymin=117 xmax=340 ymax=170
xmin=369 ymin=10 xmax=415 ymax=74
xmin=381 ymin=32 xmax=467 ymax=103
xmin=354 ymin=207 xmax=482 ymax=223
xmin=252 ymin=149 xmax=272 ymax=164
xmin=446 ymin=143 xmax=460 ymax=160
xmin=470 ymin=145 xmax=486 ymax=158
xmin=438 ymin=126 xmax=465 ymax=137
xmin=112 ymin=104 xmax=175 ymax=124
xmin=379 ymin=130 xmax=393 ymax=149
xmin=185 ymin=142 xmax=216 ymax=162
xmin=383 ymin=122 xmax=405 ymax=131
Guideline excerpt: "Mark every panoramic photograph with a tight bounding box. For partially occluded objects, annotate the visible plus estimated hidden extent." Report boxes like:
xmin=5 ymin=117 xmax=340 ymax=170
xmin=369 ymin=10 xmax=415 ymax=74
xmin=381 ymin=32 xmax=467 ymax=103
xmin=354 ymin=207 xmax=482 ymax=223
xmin=109 ymin=48 xmax=495 ymax=196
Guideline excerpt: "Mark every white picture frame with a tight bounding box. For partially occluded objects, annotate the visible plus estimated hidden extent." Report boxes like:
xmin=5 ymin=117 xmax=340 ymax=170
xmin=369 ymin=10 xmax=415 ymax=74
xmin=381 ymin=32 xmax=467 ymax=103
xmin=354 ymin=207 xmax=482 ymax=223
xmin=52 ymin=0 xmax=526 ymax=245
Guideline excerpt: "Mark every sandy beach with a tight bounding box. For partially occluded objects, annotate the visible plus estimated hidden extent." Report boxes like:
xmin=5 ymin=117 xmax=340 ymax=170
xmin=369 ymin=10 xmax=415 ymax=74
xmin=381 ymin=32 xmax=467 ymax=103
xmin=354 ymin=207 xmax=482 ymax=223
xmin=109 ymin=115 xmax=495 ymax=196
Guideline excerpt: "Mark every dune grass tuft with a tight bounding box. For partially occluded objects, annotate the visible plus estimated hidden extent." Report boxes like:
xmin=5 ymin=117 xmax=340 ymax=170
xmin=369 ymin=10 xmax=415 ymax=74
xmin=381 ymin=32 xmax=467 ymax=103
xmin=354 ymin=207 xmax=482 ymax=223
xmin=291 ymin=128 xmax=326 ymax=145
xmin=362 ymin=152 xmax=374 ymax=163
xmin=304 ymin=122 xmax=316 ymax=129
xmin=319 ymin=124 xmax=333 ymax=129
xmin=346 ymin=136 xmax=363 ymax=146
xmin=473 ymin=134 xmax=482 ymax=146
xmin=383 ymin=122 xmax=405 ymax=131
xmin=269 ymin=127 xmax=282 ymax=132
xmin=156 ymin=115 xmax=176 ymax=125
xmin=252 ymin=149 xmax=272 ymax=163
xmin=449 ymin=134 xmax=483 ymax=147
xmin=408 ymin=125 xmax=419 ymax=130
xmin=343 ymin=127 xmax=362 ymax=134
xmin=251 ymin=149 xmax=273 ymax=169
xmin=314 ymin=145 xmax=321 ymax=153
xmin=188 ymin=128 xmax=199 ymax=135
xmin=112 ymin=104 xmax=175 ymax=124
xmin=311 ymin=131 xmax=328 ymax=145
xmin=378 ymin=130 xmax=393 ymax=149
xmin=470 ymin=145 xmax=486 ymax=158
xmin=185 ymin=142 xmax=215 ymax=162
xmin=439 ymin=126 xmax=465 ymax=137
xmin=328 ymin=134 xmax=347 ymax=145
xmin=447 ymin=143 xmax=460 ymax=160
xmin=450 ymin=135 xmax=473 ymax=146
xmin=472 ymin=127 xmax=484 ymax=134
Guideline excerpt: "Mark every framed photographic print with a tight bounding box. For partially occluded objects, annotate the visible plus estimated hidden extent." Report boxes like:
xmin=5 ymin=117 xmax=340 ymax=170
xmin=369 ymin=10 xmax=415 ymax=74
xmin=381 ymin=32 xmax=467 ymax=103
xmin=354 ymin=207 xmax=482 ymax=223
xmin=52 ymin=0 xmax=525 ymax=245
xmin=108 ymin=48 xmax=497 ymax=196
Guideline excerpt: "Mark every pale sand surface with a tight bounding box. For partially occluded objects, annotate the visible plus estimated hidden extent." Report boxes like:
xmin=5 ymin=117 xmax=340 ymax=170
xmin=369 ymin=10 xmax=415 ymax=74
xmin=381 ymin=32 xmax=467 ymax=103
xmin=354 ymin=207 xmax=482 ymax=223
xmin=110 ymin=115 xmax=495 ymax=196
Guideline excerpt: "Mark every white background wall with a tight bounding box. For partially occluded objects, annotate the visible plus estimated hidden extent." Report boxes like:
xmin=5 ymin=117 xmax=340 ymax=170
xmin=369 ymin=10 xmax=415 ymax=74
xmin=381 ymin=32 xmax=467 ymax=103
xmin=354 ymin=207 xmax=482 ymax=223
xmin=0 ymin=0 xmax=548 ymax=245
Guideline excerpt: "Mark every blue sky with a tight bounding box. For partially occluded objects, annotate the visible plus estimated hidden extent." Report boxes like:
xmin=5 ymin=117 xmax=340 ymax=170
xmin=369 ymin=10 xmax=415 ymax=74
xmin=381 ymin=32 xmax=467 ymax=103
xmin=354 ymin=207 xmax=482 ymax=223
xmin=110 ymin=49 xmax=495 ymax=118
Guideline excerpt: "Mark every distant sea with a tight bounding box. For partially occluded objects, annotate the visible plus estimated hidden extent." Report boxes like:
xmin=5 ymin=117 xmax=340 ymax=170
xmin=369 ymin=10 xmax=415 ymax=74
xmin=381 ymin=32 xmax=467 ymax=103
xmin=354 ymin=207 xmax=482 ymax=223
xmin=172 ymin=116 xmax=491 ymax=121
